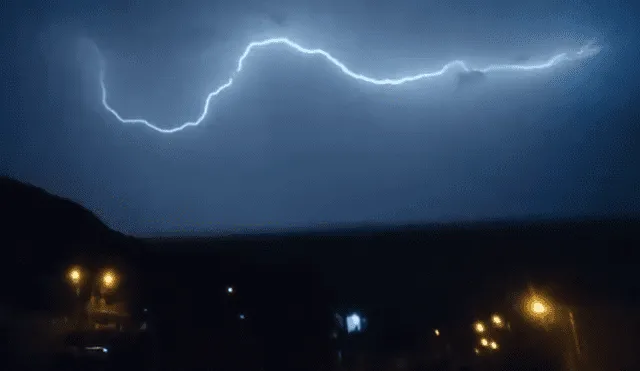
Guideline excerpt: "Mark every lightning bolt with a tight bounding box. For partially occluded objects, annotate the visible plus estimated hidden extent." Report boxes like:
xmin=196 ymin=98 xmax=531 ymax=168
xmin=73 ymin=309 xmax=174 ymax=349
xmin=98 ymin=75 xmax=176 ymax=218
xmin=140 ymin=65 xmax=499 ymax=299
xmin=98 ymin=37 xmax=601 ymax=134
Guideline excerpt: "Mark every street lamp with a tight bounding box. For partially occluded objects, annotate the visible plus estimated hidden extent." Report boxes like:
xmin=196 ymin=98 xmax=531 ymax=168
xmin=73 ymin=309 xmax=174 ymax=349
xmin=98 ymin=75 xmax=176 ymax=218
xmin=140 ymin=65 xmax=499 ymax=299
xmin=489 ymin=341 xmax=498 ymax=350
xmin=67 ymin=266 xmax=84 ymax=299
xmin=474 ymin=321 xmax=486 ymax=334
xmin=480 ymin=338 xmax=489 ymax=347
xmin=491 ymin=314 xmax=503 ymax=327
xmin=531 ymin=300 xmax=547 ymax=315
xmin=102 ymin=271 xmax=117 ymax=289
xmin=524 ymin=294 xmax=552 ymax=322
xmin=522 ymin=291 xmax=581 ymax=371
xmin=68 ymin=267 xmax=82 ymax=285
xmin=67 ymin=266 xmax=85 ymax=326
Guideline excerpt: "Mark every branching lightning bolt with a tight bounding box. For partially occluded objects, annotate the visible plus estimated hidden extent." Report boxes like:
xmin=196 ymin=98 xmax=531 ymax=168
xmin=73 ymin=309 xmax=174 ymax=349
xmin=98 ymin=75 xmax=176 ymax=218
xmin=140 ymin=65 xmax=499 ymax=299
xmin=98 ymin=37 xmax=601 ymax=134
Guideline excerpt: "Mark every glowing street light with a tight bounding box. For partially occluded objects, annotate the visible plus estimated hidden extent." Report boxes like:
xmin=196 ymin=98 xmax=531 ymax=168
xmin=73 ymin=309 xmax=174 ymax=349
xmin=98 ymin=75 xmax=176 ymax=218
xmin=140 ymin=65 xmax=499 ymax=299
xmin=480 ymin=338 xmax=489 ymax=347
xmin=523 ymin=291 xmax=582 ymax=368
xmin=474 ymin=321 xmax=486 ymax=334
xmin=492 ymin=314 xmax=503 ymax=326
xmin=490 ymin=341 xmax=498 ymax=350
xmin=68 ymin=267 xmax=81 ymax=285
xmin=102 ymin=271 xmax=116 ymax=289
xmin=434 ymin=329 xmax=440 ymax=336
xmin=523 ymin=292 xmax=553 ymax=320
xmin=227 ymin=286 xmax=234 ymax=294
xmin=531 ymin=300 xmax=547 ymax=314
xmin=524 ymin=294 xmax=553 ymax=323
xmin=67 ymin=267 xmax=83 ymax=296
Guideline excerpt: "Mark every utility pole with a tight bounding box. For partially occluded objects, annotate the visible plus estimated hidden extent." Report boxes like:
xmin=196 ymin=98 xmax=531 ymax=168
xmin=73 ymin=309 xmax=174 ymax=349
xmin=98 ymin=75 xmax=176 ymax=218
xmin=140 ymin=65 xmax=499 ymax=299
xmin=568 ymin=310 xmax=581 ymax=371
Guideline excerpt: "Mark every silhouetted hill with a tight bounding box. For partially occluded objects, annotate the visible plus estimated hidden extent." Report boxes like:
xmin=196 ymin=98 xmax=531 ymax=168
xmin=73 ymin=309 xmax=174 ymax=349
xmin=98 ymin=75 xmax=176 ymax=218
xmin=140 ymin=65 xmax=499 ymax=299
xmin=0 ymin=177 xmax=141 ymax=310
xmin=1 ymin=176 xmax=114 ymax=243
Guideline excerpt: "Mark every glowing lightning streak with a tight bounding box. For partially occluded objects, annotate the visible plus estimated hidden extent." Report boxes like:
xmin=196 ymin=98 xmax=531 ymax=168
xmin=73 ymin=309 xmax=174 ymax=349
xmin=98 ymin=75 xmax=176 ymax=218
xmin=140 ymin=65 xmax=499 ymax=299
xmin=99 ymin=37 xmax=601 ymax=134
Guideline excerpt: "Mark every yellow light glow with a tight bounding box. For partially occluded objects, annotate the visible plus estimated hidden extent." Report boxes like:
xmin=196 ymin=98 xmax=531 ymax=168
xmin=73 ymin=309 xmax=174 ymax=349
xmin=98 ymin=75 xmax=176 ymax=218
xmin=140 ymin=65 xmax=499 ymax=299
xmin=523 ymin=292 xmax=557 ymax=326
xmin=480 ymin=338 xmax=489 ymax=347
xmin=474 ymin=348 xmax=480 ymax=355
xmin=492 ymin=314 xmax=503 ymax=325
xmin=531 ymin=301 xmax=547 ymax=314
xmin=434 ymin=329 xmax=440 ymax=336
xmin=490 ymin=341 xmax=498 ymax=350
xmin=524 ymin=293 xmax=554 ymax=321
xmin=69 ymin=268 xmax=81 ymax=283
xmin=474 ymin=321 xmax=486 ymax=333
xmin=103 ymin=271 xmax=116 ymax=288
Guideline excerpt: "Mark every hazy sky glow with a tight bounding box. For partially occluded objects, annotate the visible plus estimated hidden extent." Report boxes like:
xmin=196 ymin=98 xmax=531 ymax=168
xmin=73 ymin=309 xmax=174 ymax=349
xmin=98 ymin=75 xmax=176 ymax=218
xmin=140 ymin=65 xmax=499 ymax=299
xmin=1 ymin=0 xmax=638 ymax=236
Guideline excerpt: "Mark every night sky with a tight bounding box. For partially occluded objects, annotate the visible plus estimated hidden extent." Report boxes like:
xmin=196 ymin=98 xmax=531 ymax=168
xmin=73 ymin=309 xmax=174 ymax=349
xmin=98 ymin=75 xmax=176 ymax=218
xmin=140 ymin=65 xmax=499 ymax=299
xmin=1 ymin=0 xmax=639 ymax=236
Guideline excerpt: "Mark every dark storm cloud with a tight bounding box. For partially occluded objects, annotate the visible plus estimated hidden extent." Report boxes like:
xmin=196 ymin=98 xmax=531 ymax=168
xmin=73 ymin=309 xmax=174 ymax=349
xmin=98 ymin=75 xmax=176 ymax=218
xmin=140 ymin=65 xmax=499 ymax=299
xmin=1 ymin=0 xmax=639 ymax=235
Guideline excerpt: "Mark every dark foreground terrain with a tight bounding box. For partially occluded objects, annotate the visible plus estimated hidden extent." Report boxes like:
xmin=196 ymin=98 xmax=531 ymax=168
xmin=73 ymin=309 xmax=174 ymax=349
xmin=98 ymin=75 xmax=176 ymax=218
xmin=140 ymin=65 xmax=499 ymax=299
xmin=2 ymin=176 xmax=640 ymax=371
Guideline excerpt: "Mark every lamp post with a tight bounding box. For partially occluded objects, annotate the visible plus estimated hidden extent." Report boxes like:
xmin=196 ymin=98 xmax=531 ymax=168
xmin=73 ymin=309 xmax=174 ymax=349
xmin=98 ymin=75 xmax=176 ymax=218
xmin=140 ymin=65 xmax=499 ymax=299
xmin=491 ymin=314 xmax=504 ymax=328
xmin=102 ymin=271 xmax=116 ymax=290
xmin=87 ymin=269 xmax=120 ymax=328
xmin=67 ymin=266 xmax=85 ymax=327
xmin=523 ymin=292 xmax=582 ymax=371
xmin=68 ymin=267 xmax=82 ymax=296
xmin=97 ymin=270 xmax=118 ymax=312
